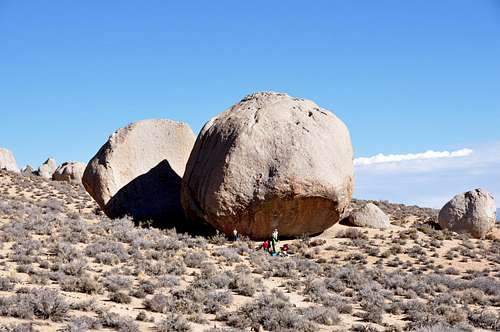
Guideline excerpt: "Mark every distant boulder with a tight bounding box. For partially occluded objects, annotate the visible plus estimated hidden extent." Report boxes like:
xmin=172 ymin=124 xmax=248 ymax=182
xmin=181 ymin=92 xmax=354 ymax=239
xmin=0 ymin=148 xmax=19 ymax=172
xmin=21 ymin=165 xmax=34 ymax=175
xmin=82 ymin=119 xmax=195 ymax=227
xmin=438 ymin=188 xmax=496 ymax=238
xmin=348 ymin=203 xmax=390 ymax=229
xmin=53 ymin=162 xmax=86 ymax=184
xmin=37 ymin=158 xmax=57 ymax=179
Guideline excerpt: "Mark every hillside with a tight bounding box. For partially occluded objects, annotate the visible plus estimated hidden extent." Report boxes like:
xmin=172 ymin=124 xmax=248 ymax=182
xmin=0 ymin=169 xmax=498 ymax=331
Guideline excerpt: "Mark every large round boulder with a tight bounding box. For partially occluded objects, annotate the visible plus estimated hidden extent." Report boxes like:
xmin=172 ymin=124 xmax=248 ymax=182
xmin=82 ymin=119 xmax=195 ymax=226
xmin=348 ymin=203 xmax=390 ymax=229
xmin=0 ymin=148 xmax=19 ymax=172
xmin=438 ymin=188 xmax=496 ymax=238
xmin=181 ymin=92 xmax=354 ymax=239
xmin=53 ymin=162 xmax=86 ymax=184
xmin=37 ymin=158 xmax=57 ymax=179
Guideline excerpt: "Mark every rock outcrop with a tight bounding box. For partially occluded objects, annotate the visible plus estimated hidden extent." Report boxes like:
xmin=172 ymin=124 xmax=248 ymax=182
xmin=438 ymin=188 xmax=496 ymax=238
xmin=182 ymin=92 xmax=354 ymax=239
xmin=348 ymin=203 xmax=390 ymax=229
xmin=52 ymin=162 xmax=86 ymax=184
xmin=0 ymin=148 xmax=19 ymax=172
xmin=37 ymin=158 xmax=57 ymax=179
xmin=82 ymin=119 xmax=195 ymax=226
xmin=21 ymin=165 xmax=34 ymax=175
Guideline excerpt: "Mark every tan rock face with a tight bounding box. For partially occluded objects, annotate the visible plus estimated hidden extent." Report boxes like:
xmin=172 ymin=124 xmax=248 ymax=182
xmin=52 ymin=162 xmax=86 ymax=184
xmin=38 ymin=158 xmax=57 ymax=179
xmin=438 ymin=188 xmax=496 ymax=238
xmin=348 ymin=203 xmax=390 ymax=229
xmin=182 ymin=92 xmax=354 ymax=239
xmin=0 ymin=148 xmax=19 ymax=172
xmin=82 ymin=119 xmax=195 ymax=226
xmin=21 ymin=165 xmax=34 ymax=175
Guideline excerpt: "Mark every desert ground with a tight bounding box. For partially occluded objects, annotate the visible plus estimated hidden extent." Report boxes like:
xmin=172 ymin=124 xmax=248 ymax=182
xmin=0 ymin=169 xmax=498 ymax=332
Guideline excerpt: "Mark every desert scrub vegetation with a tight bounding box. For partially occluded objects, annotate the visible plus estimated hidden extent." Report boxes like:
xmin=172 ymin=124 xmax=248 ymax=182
xmin=0 ymin=288 xmax=68 ymax=321
xmin=0 ymin=170 xmax=499 ymax=331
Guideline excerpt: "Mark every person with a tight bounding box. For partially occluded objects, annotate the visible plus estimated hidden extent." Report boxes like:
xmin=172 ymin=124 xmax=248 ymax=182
xmin=270 ymin=229 xmax=279 ymax=256
xmin=272 ymin=228 xmax=278 ymax=240
xmin=233 ymin=229 xmax=240 ymax=241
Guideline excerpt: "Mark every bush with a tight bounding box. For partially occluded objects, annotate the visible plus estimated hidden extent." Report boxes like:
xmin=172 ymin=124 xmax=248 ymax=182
xmin=31 ymin=288 xmax=68 ymax=320
xmin=0 ymin=277 xmax=15 ymax=291
xmin=468 ymin=309 xmax=499 ymax=330
xmin=143 ymin=294 xmax=169 ymax=313
xmin=85 ymin=240 xmax=129 ymax=262
xmin=1 ymin=323 xmax=39 ymax=332
xmin=225 ymin=290 xmax=316 ymax=331
xmin=183 ymin=251 xmax=208 ymax=268
xmin=157 ymin=313 xmax=191 ymax=332
xmin=301 ymin=306 xmax=340 ymax=325
xmin=69 ymin=298 xmax=98 ymax=312
xmin=59 ymin=274 xmax=102 ymax=294
xmin=229 ymin=272 xmax=258 ymax=296
xmin=215 ymin=248 xmax=241 ymax=263
xmin=94 ymin=252 xmax=120 ymax=265
xmin=204 ymin=290 xmax=233 ymax=314
xmin=335 ymin=228 xmax=368 ymax=240
xmin=359 ymin=285 xmax=385 ymax=324
xmin=0 ymin=288 xmax=68 ymax=321
xmin=60 ymin=259 xmax=87 ymax=276
xmin=103 ymin=274 xmax=132 ymax=292
xmin=60 ymin=316 xmax=101 ymax=332
xmin=109 ymin=291 xmax=132 ymax=304
xmin=98 ymin=311 xmax=139 ymax=332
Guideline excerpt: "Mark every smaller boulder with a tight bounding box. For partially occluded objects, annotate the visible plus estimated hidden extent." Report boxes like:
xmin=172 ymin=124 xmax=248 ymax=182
xmin=348 ymin=203 xmax=390 ymax=229
xmin=21 ymin=165 xmax=34 ymax=175
xmin=37 ymin=158 xmax=57 ymax=179
xmin=53 ymin=162 xmax=86 ymax=184
xmin=0 ymin=148 xmax=19 ymax=172
xmin=438 ymin=188 xmax=496 ymax=238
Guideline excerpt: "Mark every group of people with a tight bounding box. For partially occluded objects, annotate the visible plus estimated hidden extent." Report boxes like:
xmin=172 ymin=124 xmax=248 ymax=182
xmin=232 ymin=228 xmax=289 ymax=256
xmin=235 ymin=228 xmax=289 ymax=256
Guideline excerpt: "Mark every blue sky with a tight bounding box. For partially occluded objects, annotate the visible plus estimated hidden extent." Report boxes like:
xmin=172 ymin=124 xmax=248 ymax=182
xmin=1 ymin=1 xmax=499 ymax=208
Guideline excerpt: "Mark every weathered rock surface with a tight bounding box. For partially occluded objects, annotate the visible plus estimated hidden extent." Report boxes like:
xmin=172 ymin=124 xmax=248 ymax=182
xmin=438 ymin=188 xmax=496 ymax=238
xmin=0 ymin=148 xmax=19 ymax=172
xmin=53 ymin=162 xmax=86 ymax=184
xmin=348 ymin=203 xmax=390 ymax=229
xmin=37 ymin=158 xmax=57 ymax=179
xmin=82 ymin=119 xmax=195 ymax=225
xmin=21 ymin=165 xmax=34 ymax=175
xmin=182 ymin=92 xmax=354 ymax=239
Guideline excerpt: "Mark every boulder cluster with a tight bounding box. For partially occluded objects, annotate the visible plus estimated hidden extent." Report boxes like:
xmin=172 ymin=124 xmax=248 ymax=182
xmin=1 ymin=150 xmax=86 ymax=185
xmin=82 ymin=92 xmax=354 ymax=238
xmin=1 ymin=92 xmax=496 ymax=239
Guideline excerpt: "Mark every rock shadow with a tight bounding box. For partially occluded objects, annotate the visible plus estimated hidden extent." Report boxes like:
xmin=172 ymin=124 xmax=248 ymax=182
xmin=105 ymin=159 xmax=213 ymax=234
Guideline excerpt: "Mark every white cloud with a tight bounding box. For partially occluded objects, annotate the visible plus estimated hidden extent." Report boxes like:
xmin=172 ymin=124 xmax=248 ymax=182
xmin=354 ymin=148 xmax=473 ymax=166
xmin=353 ymin=142 xmax=500 ymax=209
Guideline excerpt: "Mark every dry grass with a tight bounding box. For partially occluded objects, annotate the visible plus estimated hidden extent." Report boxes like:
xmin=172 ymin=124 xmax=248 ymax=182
xmin=0 ymin=169 xmax=499 ymax=331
